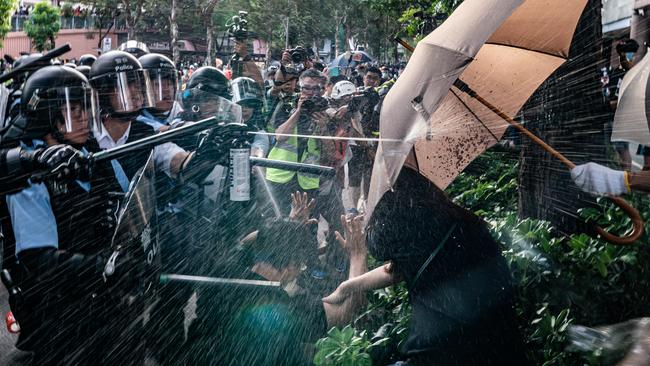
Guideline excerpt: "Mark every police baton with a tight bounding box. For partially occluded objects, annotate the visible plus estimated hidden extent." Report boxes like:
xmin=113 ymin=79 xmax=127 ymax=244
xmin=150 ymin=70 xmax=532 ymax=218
xmin=89 ymin=116 xmax=222 ymax=163
xmin=89 ymin=117 xmax=335 ymax=177
xmin=0 ymin=43 xmax=72 ymax=83
xmin=159 ymin=273 xmax=281 ymax=289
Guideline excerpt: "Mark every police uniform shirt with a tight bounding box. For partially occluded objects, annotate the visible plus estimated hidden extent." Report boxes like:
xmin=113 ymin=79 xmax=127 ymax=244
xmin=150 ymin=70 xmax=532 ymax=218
xmin=136 ymin=109 xmax=168 ymax=132
xmin=6 ymin=141 xmax=92 ymax=255
xmin=93 ymin=120 xmax=185 ymax=180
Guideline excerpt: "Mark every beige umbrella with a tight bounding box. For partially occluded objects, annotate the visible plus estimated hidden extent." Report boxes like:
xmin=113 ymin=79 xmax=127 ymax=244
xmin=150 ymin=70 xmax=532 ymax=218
xmin=369 ymin=0 xmax=644 ymax=245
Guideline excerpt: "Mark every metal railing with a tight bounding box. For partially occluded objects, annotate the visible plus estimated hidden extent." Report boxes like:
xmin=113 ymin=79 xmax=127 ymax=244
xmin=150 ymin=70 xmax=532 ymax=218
xmin=10 ymin=15 xmax=127 ymax=32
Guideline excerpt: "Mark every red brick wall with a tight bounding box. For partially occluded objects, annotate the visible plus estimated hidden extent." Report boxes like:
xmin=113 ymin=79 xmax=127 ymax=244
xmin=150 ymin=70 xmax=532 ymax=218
xmin=1 ymin=29 xmax=120 ymax=60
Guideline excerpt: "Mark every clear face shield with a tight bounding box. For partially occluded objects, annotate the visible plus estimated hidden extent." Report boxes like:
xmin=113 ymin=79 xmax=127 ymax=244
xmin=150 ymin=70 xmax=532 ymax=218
xmin=26 ymin=85 xmax=98 ymax=136
xmin=149 ymin=69 xmax=178 ymax=113
xmin=179 ymin=88 xmax=242 ymax=123
xmin=56 ymin=86 xmax=98 ymax=134
xmin=96 ymin=69 xmax=154 ymax=114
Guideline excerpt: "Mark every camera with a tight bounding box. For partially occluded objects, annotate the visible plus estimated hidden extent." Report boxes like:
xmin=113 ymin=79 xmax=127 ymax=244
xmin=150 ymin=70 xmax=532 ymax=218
xmin=227 ymin=11 xmax=249 ymax=40
xmin=348 ymin=86 xmax=379 ymax=114
xmin=616 ymin=39 xmax=639 ymax=54
xmin=288 ymin=47 xmax=307 ymax=64
xmin=301 ymin=96 xmax=329 ymax=114
xmin=284 ymin=46 xmax=310 ymax=75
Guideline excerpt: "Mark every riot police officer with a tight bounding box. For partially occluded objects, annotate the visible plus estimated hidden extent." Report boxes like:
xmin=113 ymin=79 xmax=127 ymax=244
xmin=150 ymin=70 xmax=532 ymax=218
xmin=89 ymin=50 xmax=190 ymax=181
xmin=177 ymin=66 xmax=232 ymax=121
xmin=137 ymin=54 xmax=190 ymax=366
xmin=0 ymin=65 xmax=129 ymax=365
xmin=231 ymin=76 xmax=268 ymax=157
xmin=137 ymin=53 xmax=179 ymax=132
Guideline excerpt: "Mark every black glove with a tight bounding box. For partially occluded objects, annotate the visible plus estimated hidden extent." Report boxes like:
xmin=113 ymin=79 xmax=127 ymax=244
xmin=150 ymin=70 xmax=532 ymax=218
xmin=33 ymin=144 xmax=88 ymax=181
xmin=180 ymin=123 xmax=252 ymax=182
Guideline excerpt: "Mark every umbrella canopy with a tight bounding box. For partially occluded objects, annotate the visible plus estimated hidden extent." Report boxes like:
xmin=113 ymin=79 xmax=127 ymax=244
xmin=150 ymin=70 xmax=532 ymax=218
xmin=369 ymin=0 xmax=587 ymax=214
xmin=611 ymin=49 xmax=650 ymax=146
xmin=329 ymin=51 xmax=374 ymax=72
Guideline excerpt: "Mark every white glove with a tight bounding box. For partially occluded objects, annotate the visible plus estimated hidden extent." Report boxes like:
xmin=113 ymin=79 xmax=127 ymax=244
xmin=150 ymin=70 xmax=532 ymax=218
xmin=571 ymin=162 xmax=629 ymax=196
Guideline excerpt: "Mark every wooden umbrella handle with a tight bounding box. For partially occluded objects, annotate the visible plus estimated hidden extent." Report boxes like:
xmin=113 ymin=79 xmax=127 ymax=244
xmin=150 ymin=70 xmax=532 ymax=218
xmin=394 ymin=37 xmax=415 ymax=52
xmin=454 ymin=79 xmax=645 ymax=245
xmin=594 ymin=196 xmax=645 ymax=245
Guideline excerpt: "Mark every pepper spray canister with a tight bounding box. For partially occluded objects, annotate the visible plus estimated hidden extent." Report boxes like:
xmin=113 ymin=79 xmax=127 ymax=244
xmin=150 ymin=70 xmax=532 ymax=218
xmin=229 ymin=137 xmax=251 ymax=201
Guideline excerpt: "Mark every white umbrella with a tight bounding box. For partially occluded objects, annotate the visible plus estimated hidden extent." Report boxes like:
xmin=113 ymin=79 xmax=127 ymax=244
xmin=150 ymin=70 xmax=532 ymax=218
xmin=612 ymin=50 xmax=650 ymax=146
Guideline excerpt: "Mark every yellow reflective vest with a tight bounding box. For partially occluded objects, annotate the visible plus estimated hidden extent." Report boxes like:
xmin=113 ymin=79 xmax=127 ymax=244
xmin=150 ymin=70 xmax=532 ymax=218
xmin=266 ymin=127 xmax=321 ymax=190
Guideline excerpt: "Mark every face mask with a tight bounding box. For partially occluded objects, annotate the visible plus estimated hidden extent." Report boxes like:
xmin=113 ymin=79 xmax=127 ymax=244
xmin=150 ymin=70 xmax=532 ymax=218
xmin=626 ymin=52 xmax=635 ymax=62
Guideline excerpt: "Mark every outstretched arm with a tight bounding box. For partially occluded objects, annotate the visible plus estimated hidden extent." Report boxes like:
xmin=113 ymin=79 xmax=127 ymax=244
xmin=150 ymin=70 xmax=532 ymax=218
xmin=323 ymin=263 xmax=401 ymax=305
xmin=321 ymin=215 xmax=399 ymax=328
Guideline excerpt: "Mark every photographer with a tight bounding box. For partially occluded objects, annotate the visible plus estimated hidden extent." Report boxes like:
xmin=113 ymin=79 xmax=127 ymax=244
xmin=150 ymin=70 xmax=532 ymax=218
xmin=281 ymin=46 xmax=312 ymax=75
xmin=266 ymin=69 xmax=334 ymax=211
xmin=266 ymin=65 xmax=299 ymax=131
xmin=227 ymin=11 xmax=264 ymax=85
xmin=347 ymin=66 xmax=382 ymax=211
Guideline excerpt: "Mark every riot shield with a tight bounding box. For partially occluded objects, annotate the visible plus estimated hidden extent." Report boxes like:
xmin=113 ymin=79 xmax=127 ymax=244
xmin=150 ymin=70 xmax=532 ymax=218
xmin=106 ymin=152 xmax=160 ymax=297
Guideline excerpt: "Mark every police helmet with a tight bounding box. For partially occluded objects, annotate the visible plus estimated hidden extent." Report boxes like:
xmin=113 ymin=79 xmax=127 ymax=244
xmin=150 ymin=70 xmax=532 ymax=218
xmin=20 ymin=66 xmax=96 ymax=140
xmin=89 ymin=50 xmax=154 ymax=117
xmin=138 ymin=53 xmax=178 ymax=113
xmin=10 ymin=53 xmax=47 ymax=87
xmin=12 ymin=53 xmax=45 ymax=71
xmin=181 ymin=66 xmax=231 ymax=110
xmin=179 ymin=67 xmax=241 ymax=122
xmin=78 ymin=54 xmax=97 ymax=67
xmin=76 ymin=65 xmax=91 ymax=79
xmin=118 ymin=40 xmax=150 ymax=58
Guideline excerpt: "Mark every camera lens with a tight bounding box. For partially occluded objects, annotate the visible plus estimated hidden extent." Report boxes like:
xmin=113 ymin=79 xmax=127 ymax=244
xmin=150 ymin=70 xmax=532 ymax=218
xmin=291 ymin=51 xmax=304 ymax=63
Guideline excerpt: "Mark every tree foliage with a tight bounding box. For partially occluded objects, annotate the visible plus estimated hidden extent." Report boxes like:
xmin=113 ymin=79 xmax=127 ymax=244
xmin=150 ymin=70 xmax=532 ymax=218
xmin=24 ymin=2 xmax=61 ymax=52
xmin=0 ymin=0 xmax=16 ymax=49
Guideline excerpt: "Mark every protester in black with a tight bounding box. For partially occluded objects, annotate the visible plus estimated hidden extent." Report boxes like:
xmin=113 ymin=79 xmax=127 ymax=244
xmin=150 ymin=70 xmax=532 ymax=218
xmin=324 ymin=167 xmax=527 ymax=366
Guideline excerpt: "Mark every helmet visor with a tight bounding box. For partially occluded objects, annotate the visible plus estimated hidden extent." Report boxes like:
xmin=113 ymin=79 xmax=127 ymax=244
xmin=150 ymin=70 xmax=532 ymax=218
xmin=27 ymin=85 xmax=98 ymax=134
xmin=58 ymin=86 xmax=98 ymax=134
xmin=178 ymin=89 xmax=242 ymax=123
xmin=150 ymin=69 xmax=178 ymax=112
xmin=97 ymin=69 xmax=154 ymax=114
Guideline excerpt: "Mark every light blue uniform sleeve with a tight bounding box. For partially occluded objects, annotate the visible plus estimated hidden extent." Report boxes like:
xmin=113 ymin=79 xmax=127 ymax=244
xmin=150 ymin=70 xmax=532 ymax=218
xmin=251 ymin=130 xmax=270 ymax=157
xmin=6 ymin=182 xmax=58 ymax=255
xmin=136 ymin=112 xmax=167 ymax=132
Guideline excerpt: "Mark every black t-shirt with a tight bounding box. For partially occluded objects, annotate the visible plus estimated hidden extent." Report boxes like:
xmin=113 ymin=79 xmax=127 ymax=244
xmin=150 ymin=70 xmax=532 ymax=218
xmin=367 ymin=168 xmax=526 ymax=365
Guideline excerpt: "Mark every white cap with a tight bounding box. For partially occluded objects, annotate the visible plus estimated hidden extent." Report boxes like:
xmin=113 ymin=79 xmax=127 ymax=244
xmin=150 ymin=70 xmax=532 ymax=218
xmin=331 ymin=80 xmax=356 ymax=100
